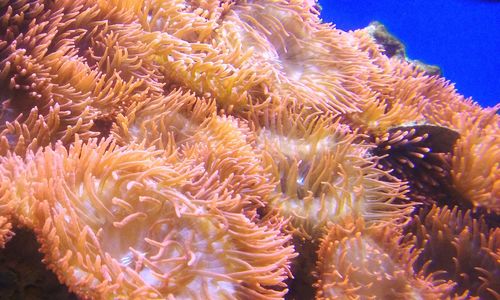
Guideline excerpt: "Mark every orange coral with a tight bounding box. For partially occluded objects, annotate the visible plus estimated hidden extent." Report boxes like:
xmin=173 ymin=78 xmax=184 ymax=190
xmin=0 ymin=216 xmax=13 ymax=248
xmin=315 ymin=217 xmax=456 ymax=299
xmin=451 ymin=122 xmax=500 ymax=212
xmin=256 ymin=107 xmax=410 ymax=238
xmin=3 ymin=137 xmax=294 ymax=299
xmin=0 ymin=0 xmax=166 ymax=155
xmin=405 ymin=205 xmax=500 ymax=299
xmin=372 ymin=124 xmax=460 ymax=205
xmin=0 ymin=0 xmax=498 ymax=299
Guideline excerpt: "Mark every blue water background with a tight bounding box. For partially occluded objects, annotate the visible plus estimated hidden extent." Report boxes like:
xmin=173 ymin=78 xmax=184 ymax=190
xmin=318 ymin=0 xmax=500 ymax=108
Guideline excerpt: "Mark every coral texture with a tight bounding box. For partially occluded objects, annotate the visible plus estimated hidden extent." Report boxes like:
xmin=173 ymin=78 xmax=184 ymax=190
xmin=0 ymin=0 xmax=498 ymax=299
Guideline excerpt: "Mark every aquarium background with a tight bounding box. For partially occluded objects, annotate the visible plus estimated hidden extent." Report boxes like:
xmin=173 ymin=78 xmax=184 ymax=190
xmin=319 ymin=0 xmax=500 ymax=108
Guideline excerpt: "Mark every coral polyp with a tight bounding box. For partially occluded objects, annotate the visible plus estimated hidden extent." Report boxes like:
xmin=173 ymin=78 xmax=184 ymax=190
xmin=0 ymin=0 xmax=498 ymax=299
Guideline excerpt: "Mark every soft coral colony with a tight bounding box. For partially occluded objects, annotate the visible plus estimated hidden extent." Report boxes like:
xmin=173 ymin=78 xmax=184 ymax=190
xmin=0 ymin=0 xmax=498 ymax=299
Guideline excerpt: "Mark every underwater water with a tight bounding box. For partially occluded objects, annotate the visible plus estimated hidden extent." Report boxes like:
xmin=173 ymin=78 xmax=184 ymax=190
xmin=319 ymin=0 xmax=500 ymax=108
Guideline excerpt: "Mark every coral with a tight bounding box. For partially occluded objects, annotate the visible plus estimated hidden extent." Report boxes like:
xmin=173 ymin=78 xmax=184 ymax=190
xmin=315 ymin=217 xmax=456 ymax=299
xmin=3 ymin=137 xmax=294 ymax=298
xmin=405 ymin=205 xmax=500 ymax=299
xmin=0 ymin=0 xmax=165 ymax=155
xmin=0 ymin=216 xmax=13 ymax=248
xmin=372 ymin=124 xmax=461 ymax=205
xmin=451 ymin=122 xmax=500 ymax=212
xmin=0 ymin=0 xmax=498 ymax=299
xmin=256 ymin=108 xmax=410 ymax=238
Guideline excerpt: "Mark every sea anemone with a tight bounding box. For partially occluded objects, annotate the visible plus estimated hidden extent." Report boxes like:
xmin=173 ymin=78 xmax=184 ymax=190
xmin=450 ymin=122 xmax=500 ymax=213
xmin=3 ymin=137 xmax=295 ymax=299
xmin=372 ymin=124 xmax=461 ymax=206
xmin=0 ymin=0 xmax=167 ymax=155
xmin=315 ymin=216 xmax=456 ymax=299
xmin=111 ymin=88 xmax=215 ymax=149
xmin=0 ymin=0 xmax=498 ymax=298
xmin=113 ymin=88 xmax=276 ymax=213
xmin=0 ymin=215 xmax=13 ymax=248
xmin=256 ymin=107 xmax=410 ymax=238
xmin=405 ymin=205 xmax=500 ymax=299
